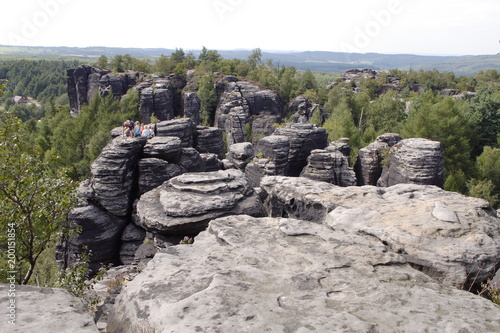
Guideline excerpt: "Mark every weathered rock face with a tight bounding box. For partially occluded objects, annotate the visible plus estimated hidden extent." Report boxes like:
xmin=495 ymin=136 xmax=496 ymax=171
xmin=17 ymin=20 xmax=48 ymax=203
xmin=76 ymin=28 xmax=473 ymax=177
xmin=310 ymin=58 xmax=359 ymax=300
xmin=67 ymin=65 xmax=139 ymax=116
xmin=67 ymin=65 xmax=109 ymax=116
xmin=136 ymin=170 xmax=264 ymax=235
xmin=300 ymin=148 xmax=357 ymax=186
xmin=0 ymin=285 xmax=99 ymax=333
xmin=155 ymin=118 xmax=194 ymax=147
xmin=90 ymin=136 xmax=147 ymax=216
xmin=194 ymin=126 xmax=224 ymax=159
xmin=215 ymin=81 xmax=282 ymax=144
xmin=250 ymin=115 xmax=279 ymax=143
xmin=377 ymin=138 xmax=445 ymax=188
xmin=142 ymin=136 xmax=182 ymax=162
xmin=272 ymin=123 xmax=329 ymax=176
xmin=261 ymin=176 xmax=500 ymax=289
xmin=137 ymin=158 xmax=182 ymax=195
xmin=139 ymin=88 xmax=175 ymax=123
xmin=354 ymin=133 xmax=402 ymax=186
xmin=60 ymin=202 xmax=128 ymax=271
xmin=107 ymin=215 xmax=500 ymax=333
xmin=226 ymin=142 xmax=254 ymax=171
xmin=181 ymin=91 xmax=201 ymax=125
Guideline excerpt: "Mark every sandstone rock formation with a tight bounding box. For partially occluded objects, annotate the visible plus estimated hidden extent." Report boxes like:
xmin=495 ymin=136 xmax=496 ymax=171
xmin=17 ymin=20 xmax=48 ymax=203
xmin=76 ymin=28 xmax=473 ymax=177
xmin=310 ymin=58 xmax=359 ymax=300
xmin=272 ymin=123 xmax=329 ymax=176
xmin=214 ymin=80 xmax=282 ymax=144
xmin=0 ymin=284 xmax=99 ymax=333
xmin=300 ymin=146 xmax=356 ymax=186
xmin=261 ymin=176 xmax=500 ymax=288
xmin=226 ymin=142 xmax=255 ymax=171
xmin=107 ymin=215 xmax=500 ymax=333
xmin=377 ymin=138 xmax=445 ymax=187
xmin=354 ymin=133 xmax=402 ymax=186
xmin=136 ymin=170 xmax=264 ymax=235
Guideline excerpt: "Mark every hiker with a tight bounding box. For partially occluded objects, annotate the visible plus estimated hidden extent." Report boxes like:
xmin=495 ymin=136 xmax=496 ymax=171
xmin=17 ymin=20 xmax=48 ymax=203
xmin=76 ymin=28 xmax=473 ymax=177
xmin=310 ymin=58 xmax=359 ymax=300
xmin=122 ymin=120 xmax=134 ymax=137
xmin=134 ymin=121 xmax=142 ymax=137
xmin=141 ymin=125 xmax=154 ymax=138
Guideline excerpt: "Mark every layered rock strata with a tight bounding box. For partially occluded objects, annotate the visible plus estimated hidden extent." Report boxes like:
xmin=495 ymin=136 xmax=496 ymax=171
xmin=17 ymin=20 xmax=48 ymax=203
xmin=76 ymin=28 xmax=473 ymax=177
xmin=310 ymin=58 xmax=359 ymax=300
xmin=107 ymin=215 xmax=500 ymax=333
xmin=136 ymin=170 xmax=264 ymax=235
xmin=261 ymin=176 xmax=500 ymax=288
xmin=377 ymin=138 xmax=445 ymax=187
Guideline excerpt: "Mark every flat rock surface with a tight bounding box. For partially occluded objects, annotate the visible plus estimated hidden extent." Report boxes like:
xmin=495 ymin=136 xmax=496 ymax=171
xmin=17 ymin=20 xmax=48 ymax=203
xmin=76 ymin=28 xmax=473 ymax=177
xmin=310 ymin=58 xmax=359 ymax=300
xmin=261 ymin=176 xmax=500 ymax=288
xmin=108 ymin=215 xmax=500 ymax=333
xmin=0 ymin=284 xmax=98 ymax=333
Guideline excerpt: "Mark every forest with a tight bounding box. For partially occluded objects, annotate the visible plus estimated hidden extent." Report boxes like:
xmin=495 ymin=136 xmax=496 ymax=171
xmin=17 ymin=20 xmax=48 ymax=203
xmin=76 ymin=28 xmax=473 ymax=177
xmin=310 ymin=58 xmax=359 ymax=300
xmin=0 ymin=48 xmax=499 ymax=288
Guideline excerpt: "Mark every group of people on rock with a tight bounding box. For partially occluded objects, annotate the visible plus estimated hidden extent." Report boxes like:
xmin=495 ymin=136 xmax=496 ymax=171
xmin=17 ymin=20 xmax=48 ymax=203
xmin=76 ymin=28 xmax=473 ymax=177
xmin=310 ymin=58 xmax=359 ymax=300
xmin=122 ymin=120 xmax=155 ymax=138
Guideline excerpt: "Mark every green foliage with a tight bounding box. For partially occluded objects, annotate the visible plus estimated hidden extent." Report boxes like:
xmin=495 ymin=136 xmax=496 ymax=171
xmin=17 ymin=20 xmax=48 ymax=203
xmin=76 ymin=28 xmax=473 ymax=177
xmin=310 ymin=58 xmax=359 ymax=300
xmin=467 ymin=146 xmax=500 ymax=208
xmin=196 ymin=74 xmax=218 ymax=126
xmin=96 ymin=55 xmax=108 ymax=68
xmin=0 ymin=114 xmax=77 ymax=285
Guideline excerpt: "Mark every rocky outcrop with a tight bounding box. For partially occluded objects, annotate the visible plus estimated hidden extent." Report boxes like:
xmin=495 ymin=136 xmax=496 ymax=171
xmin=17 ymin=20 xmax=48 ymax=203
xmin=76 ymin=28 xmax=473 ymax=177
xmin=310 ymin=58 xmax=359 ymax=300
xmin=215 ymin=81 xmax=282 ymax=144
xmin=272 ymin=123 xmax=329 ymax=176
xmin=261 ymin=176 xmax=500 ymax=289
xmin=0 ymin=284 xmax=99 ymax=333
xmin=107 ymin=214 xmax=500 ymax=333
xmin=377 ymin=138 xmax=445 ymax=187
xmin=354 ymin=133 xmax=402 ymax=186
xmin=300 ymin=148 xmax=357 ymax=186
xmin=250 ymin=115 xmax=279 ymax=143
xmin=90 ymin=136 xmax=147 ymax=216
xmin=181 ymin=91 xmax=201 ymax=125
xmin=139 ymin=88 xmax=175 ymax=123
xmin=155 ymin=118 xmax=194 ymax=148
xmin=138 ymin=158 xmax=182 ymax=195
xmin=226 ymin=142 xmax=254 ymax=171
xmin=136 ymin=170 xmax=264 ymax=235
xmin=67 ymin=65 xmax=109 ymax=116
xmin=194 ymin=126 xmax=224 ymax=159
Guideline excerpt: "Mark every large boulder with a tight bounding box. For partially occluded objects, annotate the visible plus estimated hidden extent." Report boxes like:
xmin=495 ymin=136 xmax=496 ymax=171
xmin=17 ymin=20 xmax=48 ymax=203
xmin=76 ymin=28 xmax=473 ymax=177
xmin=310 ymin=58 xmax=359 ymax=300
xmin=182 ymin=91 xmax=201 ymax=125
xmin=142 ymin=136 xmax=182 ymax=162
xmin=136 ymin=170 xmax=264 ymax=235
xmin=226 ymin=142 xmax=254 ymax=171
xmin=300 ymin=148 xmax=357 ymax=186
xmin=354 ymin=133 xmax=402 ymax=186
xmin=194 ymin=126 xmax=224 ymax=159
xmin=107 ymin=215 xmax=500 ymax=333
xmin=56 ymin=202 xmax=128 ymax=273
xmin=137 ymin=158 xmax=182 ymax=195
xmin=0 ymin=285 xmax=98 ymax=333
xmin=155 ymin=118 xmax=194 ymax=148
xmin=272 ymin=123 xmax=329 ymax=176
xmin=377 ymin=138 xmax=445 ymax=187
xmin=261 ymin=176 xmax=500 ymax=289
xmin=90 ymin=136 xmax=147 ymax=216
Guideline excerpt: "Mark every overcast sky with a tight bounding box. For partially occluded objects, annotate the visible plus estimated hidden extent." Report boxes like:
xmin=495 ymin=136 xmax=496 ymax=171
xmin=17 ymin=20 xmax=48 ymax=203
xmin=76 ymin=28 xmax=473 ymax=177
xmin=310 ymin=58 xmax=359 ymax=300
xmin=1 ymin=0 xmax=499 ymax=56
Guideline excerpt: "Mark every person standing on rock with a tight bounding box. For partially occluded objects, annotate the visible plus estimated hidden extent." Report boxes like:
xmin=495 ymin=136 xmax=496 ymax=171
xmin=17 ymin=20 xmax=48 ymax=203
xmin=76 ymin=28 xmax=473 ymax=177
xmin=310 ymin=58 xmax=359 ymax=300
xmin=122 ymin=120 xmax=134 ymax=137
xmin=134 ymin=121 xmax=142 ymax=137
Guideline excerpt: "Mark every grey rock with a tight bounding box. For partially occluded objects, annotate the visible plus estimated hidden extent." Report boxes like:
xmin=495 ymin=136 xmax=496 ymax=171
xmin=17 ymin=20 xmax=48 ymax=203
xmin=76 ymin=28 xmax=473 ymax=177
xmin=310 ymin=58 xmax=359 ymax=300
xmin=200 ymin=153 xmax=222 ymax=172
xmin=300 ymin=149 xmax=357 ymax=186
xmin=121 ymin=222 xmax=147 ymax=242
xmin=261 ymin=176 xmax=500 ymax=289
xmin=90 ymin=136 xmax=147 ymax=216
xmin=119 ymin=241 xmax=143 ymax=265
xmin=142 ymin=136 xmax=182 ymax=162
xmin=138 ymin=158 xmax=182 ymax=195
xmin=107 ymin=215 xmax=500 ymax=333
xmin=0 ymin=285 xmax=98 ymax=333
xmin=56 ymin=203 xmax=128 ymax=273
xmin=251 ymin=115 xmax=279 ymax=143
xmin=67 ymin=65 xmax=109 ymax=116
xmin=272 ymin=123 xmax=329 ymax=176
xmin=179 ymin=148 xmax=205 ymax=173
xmin=227 ymin=142 xmax=254 ymax=171
xmin=182 ymin=91 xmax=201 ymax=125
xmin=194 ymin=126 xmax=224 ymax=159
xmin=377 ymin=138 xmax=445 ymax=188
xmin=155 ymin=118 xmax=194 ymax=148
xmin=255 ymin=135 xmax=290 ymax=176
xmin=354 ymin=133 xmax=402 ymax=186
xmin=136 ymin=170 xmax=264 ymax=235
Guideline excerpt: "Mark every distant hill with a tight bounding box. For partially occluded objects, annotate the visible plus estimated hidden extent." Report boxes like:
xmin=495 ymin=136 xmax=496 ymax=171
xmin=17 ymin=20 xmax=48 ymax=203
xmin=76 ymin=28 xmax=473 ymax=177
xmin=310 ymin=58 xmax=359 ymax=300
xmin=0 ymin=45 xmax=498 ymax=75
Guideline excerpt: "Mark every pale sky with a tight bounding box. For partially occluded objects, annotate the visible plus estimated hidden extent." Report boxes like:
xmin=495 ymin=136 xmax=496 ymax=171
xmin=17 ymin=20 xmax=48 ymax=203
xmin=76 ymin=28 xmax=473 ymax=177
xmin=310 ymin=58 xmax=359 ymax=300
xmin=1 ymin=0 xmax=499 ymax=56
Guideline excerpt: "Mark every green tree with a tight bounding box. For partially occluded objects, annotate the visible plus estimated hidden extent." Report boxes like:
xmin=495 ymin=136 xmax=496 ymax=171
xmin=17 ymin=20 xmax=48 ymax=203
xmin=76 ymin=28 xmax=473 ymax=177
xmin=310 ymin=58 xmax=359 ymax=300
xmin=0 ymin=114 xmax=76 ymax=284
xmin=96 ymin=55 xmax=108 ymax=69
xmin=197 ymin=74 xmax=217 ymax=126
xmin=111 ymin=55 xmax=124 ymax=73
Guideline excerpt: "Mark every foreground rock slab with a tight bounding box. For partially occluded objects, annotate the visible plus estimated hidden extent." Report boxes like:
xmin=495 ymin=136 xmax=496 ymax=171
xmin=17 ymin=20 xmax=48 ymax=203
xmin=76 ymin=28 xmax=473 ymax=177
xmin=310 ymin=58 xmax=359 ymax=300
xmin=108 ymin=215 xmax=500 ymax=333
xmin=0 ymin=284 xmax=98 ymax=333
xmin=261 ymin=176 xmax=500 ymax=288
